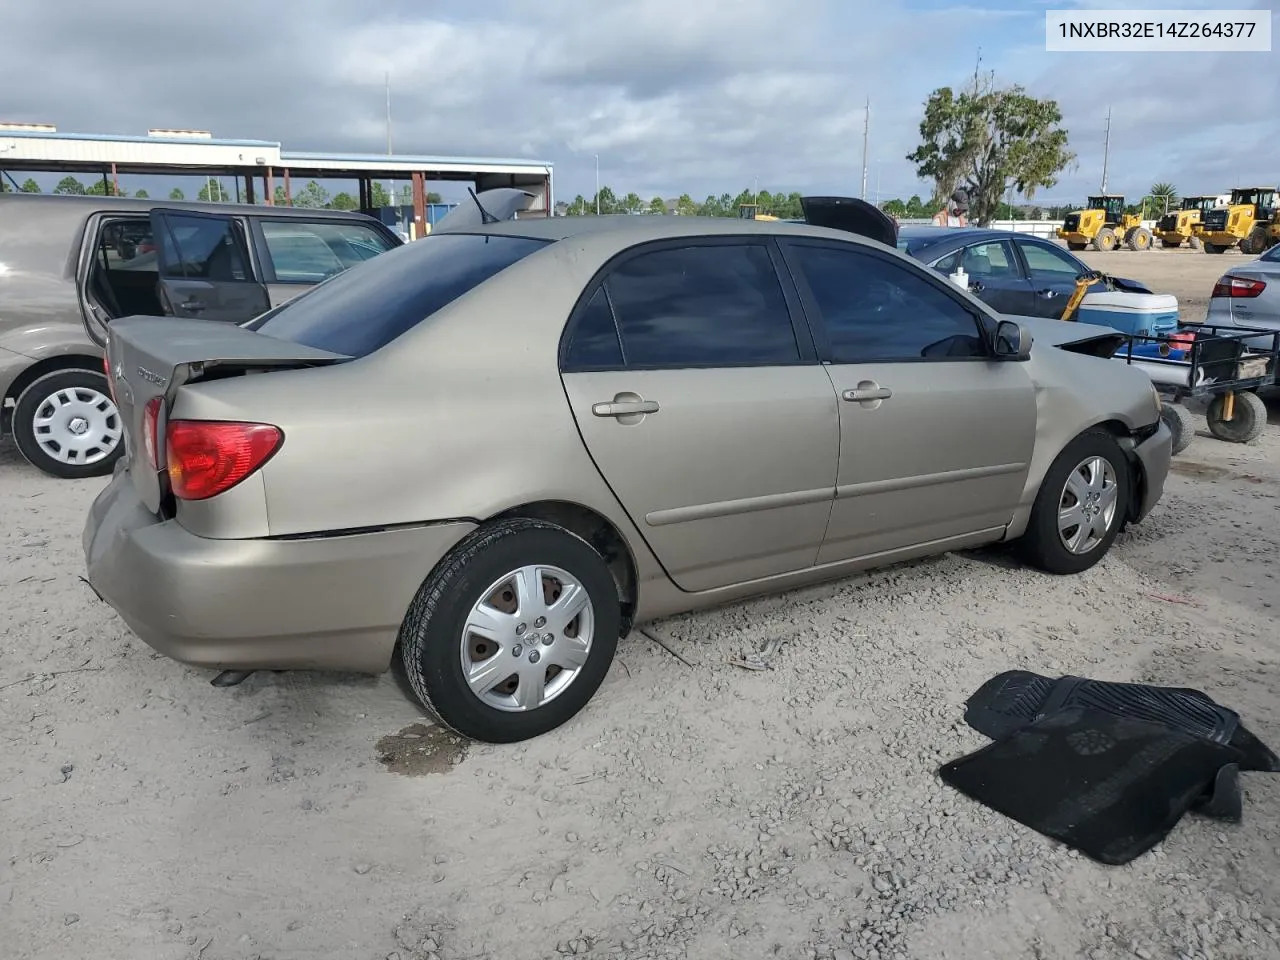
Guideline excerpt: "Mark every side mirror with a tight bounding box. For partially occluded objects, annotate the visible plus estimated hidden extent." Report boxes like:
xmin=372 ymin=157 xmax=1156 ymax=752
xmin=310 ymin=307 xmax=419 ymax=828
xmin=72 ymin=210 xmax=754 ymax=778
xmin=993 ymin=320 xmax=1032 ymax=361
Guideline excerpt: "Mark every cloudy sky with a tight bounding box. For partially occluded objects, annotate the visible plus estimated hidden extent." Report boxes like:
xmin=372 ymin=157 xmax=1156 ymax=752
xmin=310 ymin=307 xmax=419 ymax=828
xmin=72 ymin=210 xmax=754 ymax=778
xmin=3 ymin=0 xmax=1276 ymax=205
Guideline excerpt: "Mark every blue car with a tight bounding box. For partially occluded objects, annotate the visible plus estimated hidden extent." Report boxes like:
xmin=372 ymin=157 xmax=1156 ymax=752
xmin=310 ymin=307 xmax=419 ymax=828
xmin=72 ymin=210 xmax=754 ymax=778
xmin=895 ymin=226 xmax=1152 ymax=319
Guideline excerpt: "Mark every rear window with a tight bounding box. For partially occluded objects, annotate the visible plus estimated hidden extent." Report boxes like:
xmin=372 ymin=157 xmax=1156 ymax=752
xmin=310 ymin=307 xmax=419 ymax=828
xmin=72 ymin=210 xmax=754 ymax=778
xmin=248 ymin=233 xmax=550 ymax=357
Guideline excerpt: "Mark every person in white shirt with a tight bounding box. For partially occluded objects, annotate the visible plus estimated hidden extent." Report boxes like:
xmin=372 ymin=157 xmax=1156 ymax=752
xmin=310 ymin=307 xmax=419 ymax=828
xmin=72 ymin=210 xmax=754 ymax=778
xmin=932 ymin=189 xmax=969 ymax=227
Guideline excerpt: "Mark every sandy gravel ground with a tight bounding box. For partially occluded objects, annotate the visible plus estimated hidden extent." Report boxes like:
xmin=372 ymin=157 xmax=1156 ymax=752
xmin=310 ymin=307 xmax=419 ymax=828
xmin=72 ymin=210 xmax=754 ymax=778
xmin=3 ymin=250 xmax=1279 ymax=960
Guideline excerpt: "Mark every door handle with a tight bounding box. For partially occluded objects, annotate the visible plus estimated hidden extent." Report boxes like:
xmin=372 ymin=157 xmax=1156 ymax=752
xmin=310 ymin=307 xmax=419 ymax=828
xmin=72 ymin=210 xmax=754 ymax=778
xmin=842 ymin=386 xmax=892 ymax=402
xmin=179 ymin=300 xmax=207 ymax=312
xmin=1036 ymin=289 xmax=1057 ymax=299
xmin=592 ymin=399 xmax=659 ymax=418
xmin=969 ymin=280 xmax=985 ymax=293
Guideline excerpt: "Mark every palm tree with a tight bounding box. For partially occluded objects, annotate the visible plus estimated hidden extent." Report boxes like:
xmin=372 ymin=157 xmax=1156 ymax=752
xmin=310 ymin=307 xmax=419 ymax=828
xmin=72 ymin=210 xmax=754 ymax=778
xmin=1149 ymin=182 xmax=1178 ymax=215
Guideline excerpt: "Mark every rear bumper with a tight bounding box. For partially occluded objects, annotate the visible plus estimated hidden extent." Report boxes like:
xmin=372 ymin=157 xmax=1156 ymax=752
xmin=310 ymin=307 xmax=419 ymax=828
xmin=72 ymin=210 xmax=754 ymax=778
xmin=1131 ymin=420 xmax=1172 ymax=523
xmin=82 ymin=471 xmax=476 ymax=673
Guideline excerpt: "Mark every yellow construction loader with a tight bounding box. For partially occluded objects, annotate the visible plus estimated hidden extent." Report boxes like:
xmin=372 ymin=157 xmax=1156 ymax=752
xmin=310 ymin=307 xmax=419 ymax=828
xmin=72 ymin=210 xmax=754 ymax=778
xmin=738 ymin=203 xmax=779 ymax=222
xmin=1200 ymin=186 xmax=1278 ymax=254
xmin=1153 ymin=195 xmax=1219 ymax=249
xmin=1057 ymin=195 xmax=1152 ymax=252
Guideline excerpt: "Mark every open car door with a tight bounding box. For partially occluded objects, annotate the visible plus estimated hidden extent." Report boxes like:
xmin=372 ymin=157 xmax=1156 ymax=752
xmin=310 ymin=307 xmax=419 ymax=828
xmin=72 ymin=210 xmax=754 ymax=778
xmin=800 ymin=196 xmax=899 ymax=248
xmin=432 ymin=188 xmax=537 ymax=233
xmin=149 ymin=208 xmax=271 ymax=322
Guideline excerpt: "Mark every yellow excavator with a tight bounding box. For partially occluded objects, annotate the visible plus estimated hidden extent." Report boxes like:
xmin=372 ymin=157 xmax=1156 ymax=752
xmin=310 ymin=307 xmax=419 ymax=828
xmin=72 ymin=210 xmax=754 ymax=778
xmin=1153 ymin=195 xmax=1221 ymax=249
xmin=1200 ymin=186 xmax=1278 ymax=254
xmin=1057 ymin=195 xmax=1152 ymax=252
xmin=738 ymin=203 xmax=779 ymax=222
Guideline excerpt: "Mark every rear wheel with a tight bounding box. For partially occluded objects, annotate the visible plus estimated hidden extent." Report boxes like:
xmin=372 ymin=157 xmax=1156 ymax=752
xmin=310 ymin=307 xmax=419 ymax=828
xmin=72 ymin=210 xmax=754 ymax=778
xmin=1206 ymin=391 xmax=1267 ymax=444
xmin=399 ymin=518 xmax=621 ymax=743
xmin=1240 ymin=226 xmax=1268 ymax=256
xmin=12 ymin=369 xmax=123 ymax=480
xmin=1203 ymin=241 xmax=1225 ymax=254
xmin=1189 ymin=236 xmax=1202 ymax=250
xmin=1018 ymin=430 xmax=1131 ymax=575
xmin=1125 ymin=226 xmax=1152 ymax=251
xmin=1067 ymin=241 xmax=1087 ymax=251
xmin=1161 ymin=401 xmax=1196 ymax=456
xmin=1091 ymin=228 xmax=1117 ymax=252
xmin=1161 ymin=238 xmax=1182 ymax=249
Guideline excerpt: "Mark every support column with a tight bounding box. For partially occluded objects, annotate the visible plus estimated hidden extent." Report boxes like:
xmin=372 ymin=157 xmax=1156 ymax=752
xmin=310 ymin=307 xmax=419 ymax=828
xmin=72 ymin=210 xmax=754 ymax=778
xmin=283 ymin=168 xmax=293 ymax=206
xmin=110 ymin=163 xmax=119 ymax=197
xmin=411 ymin=171 xmax=427 ymax=239
xmin=265 ymin=168 xmax=274 ymax=205
xmin=245 ymin=173 xmax=256 ymax=205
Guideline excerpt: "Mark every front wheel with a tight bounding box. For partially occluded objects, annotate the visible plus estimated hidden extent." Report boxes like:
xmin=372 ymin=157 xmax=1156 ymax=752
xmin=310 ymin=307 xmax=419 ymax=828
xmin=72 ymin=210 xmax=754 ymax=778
xmin=1018 ymin=430 xmax=1131 ymax=575
xmin=399 ymin=518 xmax=621 ymax=743
xmin=12 ymin=368 xmax=124 ymax=479
xmin=1091 ymin=228 xmax=1117 ymax=252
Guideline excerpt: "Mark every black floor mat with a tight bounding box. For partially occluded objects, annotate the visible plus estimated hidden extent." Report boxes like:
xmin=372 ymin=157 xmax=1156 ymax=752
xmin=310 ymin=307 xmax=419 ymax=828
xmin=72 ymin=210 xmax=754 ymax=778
xmin=939 ymin=706 xmax=1246 ymax=865
xmin=964 ymin=670 xmax=1280 ymax=773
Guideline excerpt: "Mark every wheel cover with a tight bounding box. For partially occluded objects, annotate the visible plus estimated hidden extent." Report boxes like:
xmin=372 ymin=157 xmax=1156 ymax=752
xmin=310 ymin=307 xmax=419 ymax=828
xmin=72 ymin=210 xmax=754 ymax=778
xmin=459 ymin=564 xmax=595 ymax=712
xmin=1057 ymin=456 xmax=1119 ymax=555
xmin=31 ymin=385 xmax=121 ymax=466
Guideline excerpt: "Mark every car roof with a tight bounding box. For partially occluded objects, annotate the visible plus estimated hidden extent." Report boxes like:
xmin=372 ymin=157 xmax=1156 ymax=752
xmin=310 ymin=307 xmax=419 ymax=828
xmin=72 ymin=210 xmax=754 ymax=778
xmin=0 ymin=192 xmax=380 ymax=221
xmin=897 ymin=225 xmax=1059 ymax=257
xmin=450 ymin=213 xmax=886 ymax=248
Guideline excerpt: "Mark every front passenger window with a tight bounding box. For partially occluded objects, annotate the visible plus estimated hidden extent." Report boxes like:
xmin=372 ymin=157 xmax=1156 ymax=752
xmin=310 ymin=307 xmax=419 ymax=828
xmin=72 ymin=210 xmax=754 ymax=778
xmin=787 ymin=243 xmax=987 ymax=362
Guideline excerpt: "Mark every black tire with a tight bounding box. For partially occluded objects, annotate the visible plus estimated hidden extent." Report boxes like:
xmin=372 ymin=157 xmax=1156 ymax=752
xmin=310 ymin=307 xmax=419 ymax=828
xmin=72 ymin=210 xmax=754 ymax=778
xmin=399 ymin=518 xmax=621 ymax=743
xmin=1240 ymin=226 xmax=1267 ymax=256
xmin=1203 ymin=242 xmax=1226 ymax=254
xmin=1205 ymin=391 xmax=1267 ymax=444
xmin=1091 ymin=228 xmax=1117 ymax=252
xmin=1125 ymin=226 xmax=1152 ymax=251
xmin=1161 ymin=402 xmax=1196 ymax=456
xmin=1018 ymin=430 xmax=1132 ymax=575
xmin=1160 ymin=238 xmax=1182 ymax=249
xmin=1067 ymin=241 xmax=1087 ymax=251
xmin=12 ymin=368 xmax=123 ymax=480
xmin=1189 ymin=236 xmax=1202 ymax=251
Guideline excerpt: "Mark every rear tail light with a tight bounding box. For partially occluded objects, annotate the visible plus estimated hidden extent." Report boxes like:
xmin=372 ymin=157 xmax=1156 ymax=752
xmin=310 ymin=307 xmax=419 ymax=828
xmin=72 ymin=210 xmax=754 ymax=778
xmin=142 ymin=396 xmax=163 ymax=469
xmin=1212 ymin=275 xmax=1266 ymax=298
xmin=165 ymin=420 xmax=283 ymax=501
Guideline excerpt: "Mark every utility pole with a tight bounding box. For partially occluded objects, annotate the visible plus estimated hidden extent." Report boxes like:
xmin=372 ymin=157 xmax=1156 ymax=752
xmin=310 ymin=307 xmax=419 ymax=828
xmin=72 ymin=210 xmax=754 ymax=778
xmin=860 ymin=99 xmax=869 ymax=200
xmin=594 ymin=154 xmax=600 ymax=215
xmin=1100 ymin=106 xmax=1112 ymax=194
xmin=385 ymin=72 xmax=392 ymax=155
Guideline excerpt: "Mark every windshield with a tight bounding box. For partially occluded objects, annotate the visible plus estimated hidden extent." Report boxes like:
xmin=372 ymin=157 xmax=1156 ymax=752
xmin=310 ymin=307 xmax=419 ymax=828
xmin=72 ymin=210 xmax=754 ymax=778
xmin=1262 ymin=244 xmax=1280 ymax=263
xmin=249 ymin=232 xmax=551 ymax=357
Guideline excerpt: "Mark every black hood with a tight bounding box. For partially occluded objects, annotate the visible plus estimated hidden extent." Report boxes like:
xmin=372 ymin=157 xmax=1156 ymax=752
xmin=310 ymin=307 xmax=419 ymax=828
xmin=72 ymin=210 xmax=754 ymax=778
xmin=800 ymin=196 xmax=899 ymax=247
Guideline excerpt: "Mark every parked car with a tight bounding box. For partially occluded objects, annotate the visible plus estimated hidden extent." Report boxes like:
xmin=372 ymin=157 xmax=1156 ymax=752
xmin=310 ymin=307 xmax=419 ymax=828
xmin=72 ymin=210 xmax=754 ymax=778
xmin=1205 ymin=243 xmax=1280 ymax=344
xmin=83 ymin=215 xmax=1172 ymax=743
xmin=0 ymin=193 xmax=402 ymax=479
xmin=894 ymin=226 xmax=1152 ymax=318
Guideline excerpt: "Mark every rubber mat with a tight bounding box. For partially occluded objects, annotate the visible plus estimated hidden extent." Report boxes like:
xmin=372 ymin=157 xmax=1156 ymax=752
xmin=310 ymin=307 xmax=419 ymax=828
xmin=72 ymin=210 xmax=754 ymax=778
xmin=939 ymin=706 xmax=1245 ymax=865
xmin=963 ymin=670 xmax=1279 ymax=773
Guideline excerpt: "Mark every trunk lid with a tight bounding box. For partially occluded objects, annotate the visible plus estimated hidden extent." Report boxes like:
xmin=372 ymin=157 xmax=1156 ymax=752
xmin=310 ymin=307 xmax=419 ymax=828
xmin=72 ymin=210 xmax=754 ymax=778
xmin=800 ymin=196 xmax=899 ymax=247
xmin=105 ymin=315 xmax=348 ymax=514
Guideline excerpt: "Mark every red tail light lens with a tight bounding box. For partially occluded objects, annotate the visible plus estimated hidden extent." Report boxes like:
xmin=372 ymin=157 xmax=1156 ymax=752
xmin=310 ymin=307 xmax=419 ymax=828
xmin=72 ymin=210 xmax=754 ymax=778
xmin=165 ymin=420 xmax=283 ymax=501
xmin=142 ymin=396 xmax=163 ymax=469
xmin=1212 ymin=275 xmax=1266 ymax=298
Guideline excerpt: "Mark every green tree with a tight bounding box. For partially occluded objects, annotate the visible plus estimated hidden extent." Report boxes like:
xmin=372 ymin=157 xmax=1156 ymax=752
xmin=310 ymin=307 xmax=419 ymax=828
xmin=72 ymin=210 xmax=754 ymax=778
xmin=565 ymin=194 xmax=589 ymax=216
xmin=0 ymin=181 xmax=8 ymax=193
xmin=882 ymin=198 xmax=908 ymax=217
xmin=54 ymin=176 xmax=86 ymax=195
xmin=907 ymin=81 xmax=1075 ymax=226
xmin=134 ymin=188 xmax=149 ymax=199
xmin=292 ymin=181 xmax=330 ymax=208
xmin=1148 ymin=181 xmax=1178 ymax=215
xmin=197 ymin=179 xmax=230 ymax=202
xmin=592 ymin=186 xmax=619 ymax=214
xmin=86 ymin=180 xmax=127 ymax=196
xmin=169 ymin=187 xmax=185 ymax=200
xmin=19 ymin=178 xmax=40 ymax=193
xmin=370 ymin=182 xmax=391 ymax=208
xmin=331 ymin=191 xmax=358 ymax=211
xmin=675 ymin=193 xmax=697 ymax=217
xmin=647 ymin=196 xmax=667 ymax=215
xmin=621 ymin=192 xmax=643 ymax=215
xmin=427 ymin=191 xmax=442 ymax=204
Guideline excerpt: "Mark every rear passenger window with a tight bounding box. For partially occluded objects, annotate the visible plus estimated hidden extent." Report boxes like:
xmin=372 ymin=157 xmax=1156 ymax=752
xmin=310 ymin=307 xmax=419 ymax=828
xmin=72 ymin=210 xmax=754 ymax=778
xmin=563 ymin=288 xmax=624 ymax=369
xmin=261 ymin=220 xmax=397 ymax=283
xmin=602 ymin=243 xmax=799 ymax=368
xmin=156 ymin=214 xmax=250 ymax=281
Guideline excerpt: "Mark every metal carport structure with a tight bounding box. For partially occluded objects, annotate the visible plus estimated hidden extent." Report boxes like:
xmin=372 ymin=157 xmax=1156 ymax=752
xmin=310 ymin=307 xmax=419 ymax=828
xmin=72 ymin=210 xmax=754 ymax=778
xmin=0 ymin=123 xmax=553 ymax=238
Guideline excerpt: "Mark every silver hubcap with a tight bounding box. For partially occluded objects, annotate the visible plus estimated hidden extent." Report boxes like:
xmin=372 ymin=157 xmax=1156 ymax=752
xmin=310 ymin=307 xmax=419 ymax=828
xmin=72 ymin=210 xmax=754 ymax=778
xmin=32 ymin=386 xmax=121 ymax=466
xmin=1058 ymin=456 xmax=1119 ymax=555
xmin=460 ymin=564 xmax=594 ymax=712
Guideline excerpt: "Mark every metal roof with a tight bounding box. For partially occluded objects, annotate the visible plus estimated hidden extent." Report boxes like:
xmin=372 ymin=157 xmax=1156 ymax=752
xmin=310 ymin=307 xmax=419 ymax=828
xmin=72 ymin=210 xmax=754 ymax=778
xmin=0 ymin=128 xmax=552 ymax=178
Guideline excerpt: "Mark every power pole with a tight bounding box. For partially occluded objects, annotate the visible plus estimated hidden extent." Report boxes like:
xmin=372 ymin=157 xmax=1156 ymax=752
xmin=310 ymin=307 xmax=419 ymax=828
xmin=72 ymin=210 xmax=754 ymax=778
xmin=385 ymin=72 xmax=392 ymax=155
xmin=1100 ymin=106 xmax=1112 ymax=194
xmin=860 ymin=99 xmax=869 ymax=200
xmin=594 ymin=154 xmax=600 ymax=215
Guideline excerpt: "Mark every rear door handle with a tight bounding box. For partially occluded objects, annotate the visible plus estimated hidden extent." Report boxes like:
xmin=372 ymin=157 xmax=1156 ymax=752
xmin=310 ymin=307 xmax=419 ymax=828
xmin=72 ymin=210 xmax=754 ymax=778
xmin=592 ymin=400 xmax=659 ymax=417
xmin=842 ymin=386 xmax=892 ymax=402
xmin=1036 ymin=289 xmax=1058 ymax=299
xmin=179 ymin=300 xmax=207 ymax=312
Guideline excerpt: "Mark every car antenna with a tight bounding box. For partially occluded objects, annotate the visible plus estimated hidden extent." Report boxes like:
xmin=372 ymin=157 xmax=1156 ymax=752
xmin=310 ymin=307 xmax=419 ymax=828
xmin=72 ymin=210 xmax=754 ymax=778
xmin=467 ymin=187 xmax=500 ymax=224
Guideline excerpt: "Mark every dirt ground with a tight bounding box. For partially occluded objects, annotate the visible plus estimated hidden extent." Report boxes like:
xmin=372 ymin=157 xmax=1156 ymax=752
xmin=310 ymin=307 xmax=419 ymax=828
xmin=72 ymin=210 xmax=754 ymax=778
xmin=1073 ymin=242 xmax=1250 ymax=325
xmin=4 ymin=251 xmax=1280 ymax=960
